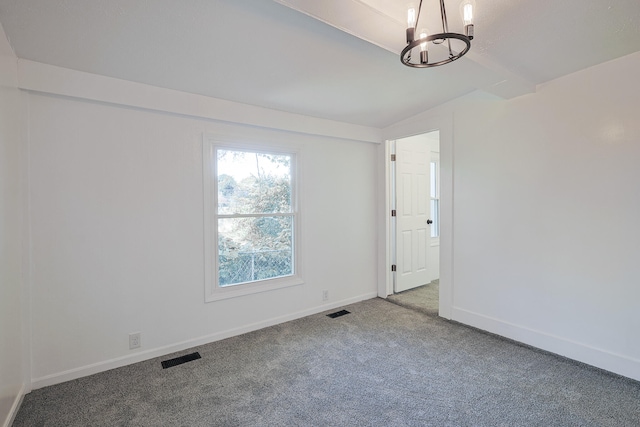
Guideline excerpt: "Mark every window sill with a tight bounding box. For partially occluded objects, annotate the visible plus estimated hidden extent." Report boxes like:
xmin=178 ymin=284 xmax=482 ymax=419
xmin=205 ymin=275 xmax=304 ymax=302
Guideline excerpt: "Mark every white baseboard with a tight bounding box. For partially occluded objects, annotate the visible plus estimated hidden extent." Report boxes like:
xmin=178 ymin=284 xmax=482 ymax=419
xmin=3 ymin=384 xmax=26 ymax=427
xmin=31 ymin=292 xmax=378 ymax=390
xmin=452 ymin=306 xmax=640 ymax=382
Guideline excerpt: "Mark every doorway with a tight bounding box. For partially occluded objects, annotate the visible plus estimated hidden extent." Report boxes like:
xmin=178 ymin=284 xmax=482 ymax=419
xmin=388 ymin=131 xmax=440 ymax=314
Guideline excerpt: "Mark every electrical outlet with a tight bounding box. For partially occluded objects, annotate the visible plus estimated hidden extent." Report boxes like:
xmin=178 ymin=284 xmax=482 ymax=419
xmin=129 ymin=332 xmax=141 ymax=349
xmin=322 ymin=290 xmax=329 ymax=301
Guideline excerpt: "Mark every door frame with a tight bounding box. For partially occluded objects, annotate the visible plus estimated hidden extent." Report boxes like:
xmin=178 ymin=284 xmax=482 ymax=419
xmin=378 ymin=114 xmax=454 ymax=319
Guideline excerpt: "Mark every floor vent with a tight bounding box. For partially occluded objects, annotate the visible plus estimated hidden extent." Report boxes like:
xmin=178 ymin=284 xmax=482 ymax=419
xmin=161 ymin=352 xmax=201 ymax=369
xmin=327 ymin=309 xmax=350 ymax=319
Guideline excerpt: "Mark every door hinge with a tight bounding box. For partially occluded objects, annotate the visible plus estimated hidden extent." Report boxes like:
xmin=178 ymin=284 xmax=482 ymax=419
xmin=391 ymin=264 xmax=397 ymax=272
xmin=391 ymin=209 xmax=396 ymax=217
xmin=390 ymin=154 xmax=396 ymax=161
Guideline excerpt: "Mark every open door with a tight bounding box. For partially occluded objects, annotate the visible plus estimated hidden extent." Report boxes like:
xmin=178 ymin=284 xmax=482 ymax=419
xmin=394 ymin=135 xmax=432 ymax=292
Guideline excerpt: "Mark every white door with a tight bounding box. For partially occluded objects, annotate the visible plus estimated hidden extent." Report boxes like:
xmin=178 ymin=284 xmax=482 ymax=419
xmin=395 ymin=137 xmax=432 ymax=292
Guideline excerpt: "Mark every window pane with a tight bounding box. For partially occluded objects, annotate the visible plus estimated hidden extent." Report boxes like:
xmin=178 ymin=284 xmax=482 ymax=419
xmin=217 ymin=149 xmax=291 ymax=215
xmin=218 ymin=216 xmax=293 ymax=286
xmin=430 ymin=199 xmax=439 ymax=238
xmin=430 ymin=161 xmax=437 ymax=198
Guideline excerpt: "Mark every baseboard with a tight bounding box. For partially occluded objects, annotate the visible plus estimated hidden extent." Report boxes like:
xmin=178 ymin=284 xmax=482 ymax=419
xmin=31 ymin=292 xmax=378 ymax=390
xmin=452 ymin=306 xmax=640 ymax=382
xmin=2 ymin=384 xmax=27 ymax=427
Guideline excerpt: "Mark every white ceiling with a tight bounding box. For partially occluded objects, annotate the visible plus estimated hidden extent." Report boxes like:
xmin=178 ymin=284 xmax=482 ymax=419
xmin=1 ymin=0 xmax=639 ymax=128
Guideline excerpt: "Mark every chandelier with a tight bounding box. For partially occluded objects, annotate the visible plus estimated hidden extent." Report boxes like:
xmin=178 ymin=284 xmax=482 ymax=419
xmin=401 ymin=0 xmax=475 ymax=68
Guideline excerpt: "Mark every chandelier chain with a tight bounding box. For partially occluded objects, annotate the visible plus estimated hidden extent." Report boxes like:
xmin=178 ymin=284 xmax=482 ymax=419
xmin=439 ymin=0 xmax=454 ymax=58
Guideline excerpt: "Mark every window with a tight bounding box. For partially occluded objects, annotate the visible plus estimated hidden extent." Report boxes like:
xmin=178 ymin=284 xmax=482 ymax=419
xmin=430 ymin=154 xmax=440 ymax=239
xmin=203 ymin=138 xmax=302 ymax=301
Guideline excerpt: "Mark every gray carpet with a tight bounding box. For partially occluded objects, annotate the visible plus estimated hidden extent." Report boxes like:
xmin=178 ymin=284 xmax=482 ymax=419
xmin=13 ymin=298 xmax=640 ymax=426
xmin=387 ymin=280 xmax=439 ymax=316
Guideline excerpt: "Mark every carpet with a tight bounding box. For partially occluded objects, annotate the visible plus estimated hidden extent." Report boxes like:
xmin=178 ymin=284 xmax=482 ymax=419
xmin=13 ymin=298 xmax=640 ymax=426
xmin=386 ymin=280 xmax=439 ymax=316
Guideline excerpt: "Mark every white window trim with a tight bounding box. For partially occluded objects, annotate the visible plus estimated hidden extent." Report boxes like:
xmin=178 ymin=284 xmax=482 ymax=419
xmin=202 ymin=135 xmax=303 ymax=302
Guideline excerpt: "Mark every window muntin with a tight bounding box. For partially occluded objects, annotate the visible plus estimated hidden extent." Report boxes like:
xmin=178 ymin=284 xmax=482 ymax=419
xmin=203 ymin=139 xmax=302 ymax=301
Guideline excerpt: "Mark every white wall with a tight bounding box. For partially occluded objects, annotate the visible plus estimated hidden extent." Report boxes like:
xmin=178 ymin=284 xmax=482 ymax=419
xmin=0 ymin=22 xmax=26 ymax=427
xmin=25 ymin=68 xmax=379 ymax=387
xmin=384 ymin=51 xmax=640 ymax=380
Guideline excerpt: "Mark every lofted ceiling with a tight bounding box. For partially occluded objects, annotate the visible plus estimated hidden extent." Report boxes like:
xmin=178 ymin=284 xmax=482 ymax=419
xmin=0 ymin=0 xmax=639 ymax=128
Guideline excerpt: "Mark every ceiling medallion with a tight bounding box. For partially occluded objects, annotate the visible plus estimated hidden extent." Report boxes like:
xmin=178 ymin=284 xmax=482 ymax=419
xmin=401 ymin=0 xmax=475 ymax=68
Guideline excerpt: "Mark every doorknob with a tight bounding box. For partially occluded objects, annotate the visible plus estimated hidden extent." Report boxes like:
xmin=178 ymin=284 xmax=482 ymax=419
xmin=426 ymin=219 xmax=433 ymax=225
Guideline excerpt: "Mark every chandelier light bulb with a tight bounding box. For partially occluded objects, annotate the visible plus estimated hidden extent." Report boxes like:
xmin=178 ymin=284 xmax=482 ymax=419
xmin=419 ymin=30 xmax=428 ymax=52
xmin=407 ymin=6 xmax=417 ymax=28
xmin=406 ymin=5 xmax=417 ymax=42
xmin=462 ymin=3 xmax=473 ymax=23
xmin=460 ymin=0 xmax=475 ymax=39
xmin=419 ymin=29 xmax=429 ymax=64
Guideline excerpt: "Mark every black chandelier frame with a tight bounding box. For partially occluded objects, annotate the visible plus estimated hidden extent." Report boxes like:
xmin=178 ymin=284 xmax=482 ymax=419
xmin=401 ymin=0 xmax=473 ymax=68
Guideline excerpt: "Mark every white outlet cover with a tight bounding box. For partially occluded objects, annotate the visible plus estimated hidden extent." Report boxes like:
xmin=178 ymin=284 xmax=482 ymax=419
xmin=129 ymin=333 xmax=141 ymax=349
